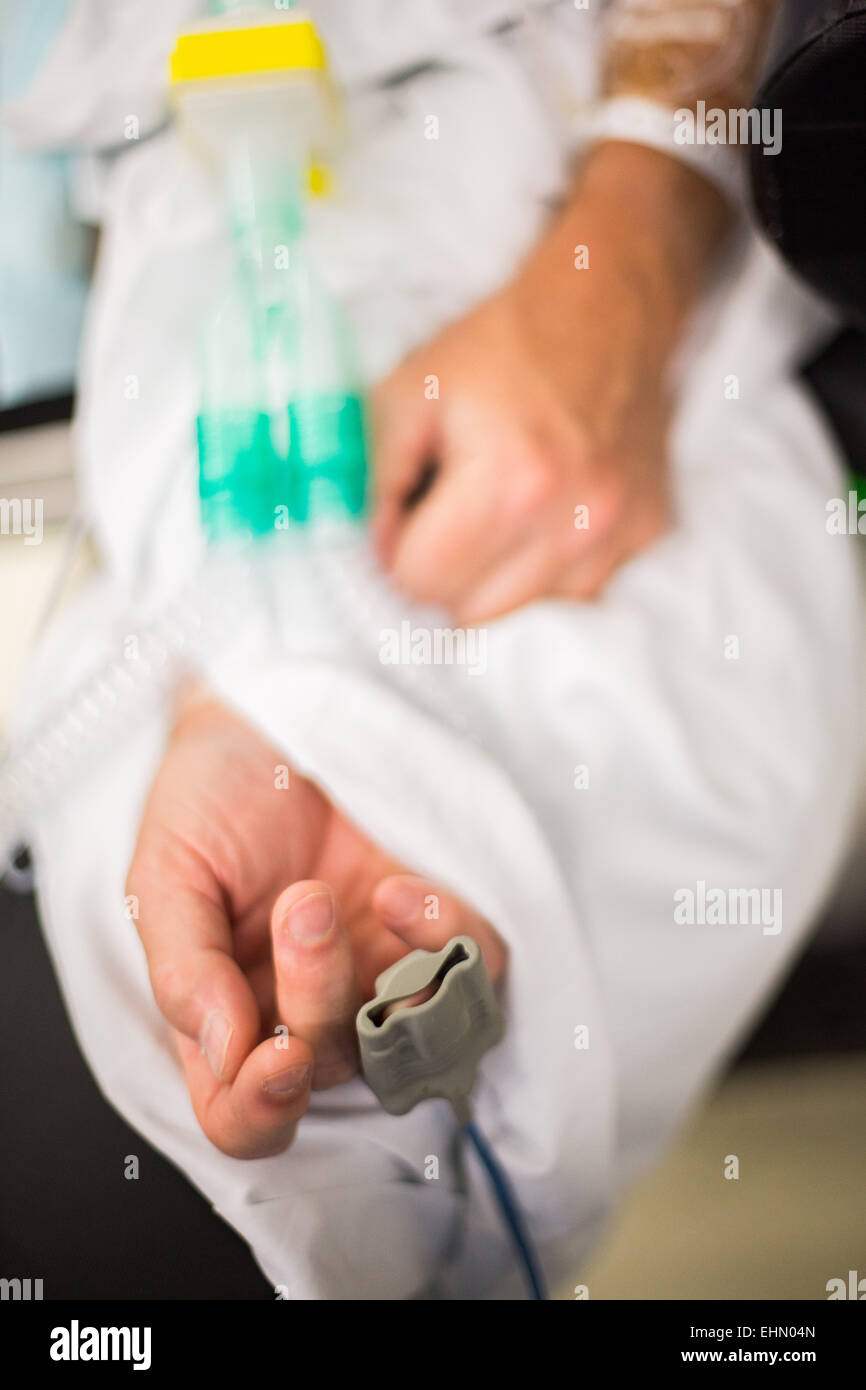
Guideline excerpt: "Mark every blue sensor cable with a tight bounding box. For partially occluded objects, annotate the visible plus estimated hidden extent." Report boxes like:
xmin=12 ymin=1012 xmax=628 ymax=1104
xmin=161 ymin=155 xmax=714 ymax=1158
xmin=461 ymin=1121 xmax=548 ymax=1301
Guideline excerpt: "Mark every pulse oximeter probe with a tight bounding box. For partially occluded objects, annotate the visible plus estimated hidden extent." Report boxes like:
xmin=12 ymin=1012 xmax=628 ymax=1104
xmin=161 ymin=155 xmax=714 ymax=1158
xmin=356 ymin=936 xmax=547 ymax=1300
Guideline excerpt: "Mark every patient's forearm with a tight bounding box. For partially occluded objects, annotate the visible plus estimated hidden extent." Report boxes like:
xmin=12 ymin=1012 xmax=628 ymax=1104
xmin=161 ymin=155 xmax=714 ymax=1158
xmin=560 ymin=2 xmax=784 ymax=346
xmin=524 ymin=141 xmax=729 ymax=353
xmin=515 ymin=3 xmax=785 ymax=394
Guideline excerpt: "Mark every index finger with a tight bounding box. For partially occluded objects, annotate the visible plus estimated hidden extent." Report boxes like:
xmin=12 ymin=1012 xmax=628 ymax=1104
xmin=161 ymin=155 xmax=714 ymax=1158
xmin=127 ymin=824 xmax=261 ymax=1085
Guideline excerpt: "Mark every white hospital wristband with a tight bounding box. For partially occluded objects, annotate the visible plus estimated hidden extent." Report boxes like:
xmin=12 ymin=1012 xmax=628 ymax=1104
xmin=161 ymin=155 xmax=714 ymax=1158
xmin=583 ymin=95 xmax=747 ymax=209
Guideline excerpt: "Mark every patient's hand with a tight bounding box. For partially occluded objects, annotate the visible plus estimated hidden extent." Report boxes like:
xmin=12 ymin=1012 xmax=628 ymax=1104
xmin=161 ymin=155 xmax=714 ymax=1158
xmin=372 ymin=142 xmax=729 ymax=621
xmin=127 ymin=697 xmax=506 ymax=1159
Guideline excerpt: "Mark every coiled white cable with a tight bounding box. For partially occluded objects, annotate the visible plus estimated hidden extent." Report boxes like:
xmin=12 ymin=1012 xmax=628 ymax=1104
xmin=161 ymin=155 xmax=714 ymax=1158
xmin=0 ymin=546 xmax=256 ymax=877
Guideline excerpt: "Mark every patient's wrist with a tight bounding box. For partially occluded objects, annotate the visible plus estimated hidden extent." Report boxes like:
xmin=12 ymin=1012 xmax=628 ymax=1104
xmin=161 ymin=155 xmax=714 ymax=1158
xmin=575 ymin=140 xmax=730 ymax=330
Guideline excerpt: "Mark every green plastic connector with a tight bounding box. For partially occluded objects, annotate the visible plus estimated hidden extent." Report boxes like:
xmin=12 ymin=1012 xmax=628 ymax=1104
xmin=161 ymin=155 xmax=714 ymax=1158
xmin=197 ymin=408 xmax=278 ymax=540
xmin=287 ymin=391 xmax=368 ymax=523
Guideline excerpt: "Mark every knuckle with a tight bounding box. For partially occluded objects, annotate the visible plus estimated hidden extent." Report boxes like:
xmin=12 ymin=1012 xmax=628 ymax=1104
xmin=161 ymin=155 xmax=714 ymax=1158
xmin=506 ymin=451 xmax=558 ymax=520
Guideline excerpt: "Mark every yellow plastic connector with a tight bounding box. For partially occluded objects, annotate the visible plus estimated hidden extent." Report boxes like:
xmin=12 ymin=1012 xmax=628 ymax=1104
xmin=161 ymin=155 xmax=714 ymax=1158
xmin=169 ymin=20 xmax=326 ymax=85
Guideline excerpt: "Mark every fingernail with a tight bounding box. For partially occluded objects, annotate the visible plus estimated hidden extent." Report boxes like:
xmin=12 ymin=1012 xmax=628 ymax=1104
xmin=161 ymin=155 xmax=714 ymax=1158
xmin=263 ymin=1061 xmax=313 ymax=1096
xmin=200 ymin=1010 xmax=232 ymax=1081
xmin=288 ymin=890 xmax=334 ymax=943
xmin=378 ymin=878 xmax=423 ymax=926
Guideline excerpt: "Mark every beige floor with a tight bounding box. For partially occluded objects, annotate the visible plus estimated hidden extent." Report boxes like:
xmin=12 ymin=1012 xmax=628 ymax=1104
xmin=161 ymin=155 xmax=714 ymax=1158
xmin=571 ymin=1053 xmax=866 ymax=1300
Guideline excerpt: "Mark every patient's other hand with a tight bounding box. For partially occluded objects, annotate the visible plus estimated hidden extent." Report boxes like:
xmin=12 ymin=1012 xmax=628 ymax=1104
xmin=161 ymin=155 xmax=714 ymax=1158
xmin=126 ymin=697 xmax=506 ymax=1159
xmin=372 ymin=143 xmax=729 ymax=621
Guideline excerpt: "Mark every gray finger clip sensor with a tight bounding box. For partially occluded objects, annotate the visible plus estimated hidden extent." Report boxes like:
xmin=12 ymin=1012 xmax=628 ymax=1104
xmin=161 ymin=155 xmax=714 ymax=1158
xmin=356 ymin=935 xmax=504 ymax=1116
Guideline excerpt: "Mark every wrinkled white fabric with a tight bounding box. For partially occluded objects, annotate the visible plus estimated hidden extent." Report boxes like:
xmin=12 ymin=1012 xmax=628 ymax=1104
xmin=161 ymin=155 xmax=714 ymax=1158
xmin=8 ymin=0 xmax=863 ymax=1298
